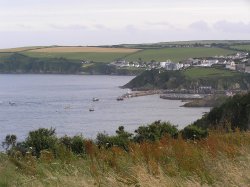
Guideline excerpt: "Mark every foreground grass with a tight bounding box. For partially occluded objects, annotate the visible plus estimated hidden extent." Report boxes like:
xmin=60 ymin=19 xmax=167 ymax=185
xmin=0 ymin=131 xmax=250 ymax=187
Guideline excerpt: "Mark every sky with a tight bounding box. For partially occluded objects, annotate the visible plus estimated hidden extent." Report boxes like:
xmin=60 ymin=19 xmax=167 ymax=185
xmin=0 ymin=0 xmax=250 ymax=48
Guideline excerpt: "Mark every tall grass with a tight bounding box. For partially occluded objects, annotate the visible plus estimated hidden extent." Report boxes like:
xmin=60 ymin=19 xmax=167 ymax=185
xmin=0 ymin=131 xmax=249 ymax=186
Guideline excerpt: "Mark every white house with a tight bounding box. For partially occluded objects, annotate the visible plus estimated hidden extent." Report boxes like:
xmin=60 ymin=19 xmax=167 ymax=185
xmin=160 ymin=61 xmax=167 ymax=68
xmin=226 ymin=61 xmax=236 ymax=70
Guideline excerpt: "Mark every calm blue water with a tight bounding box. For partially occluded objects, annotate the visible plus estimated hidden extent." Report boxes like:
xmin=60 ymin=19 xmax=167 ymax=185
xmin=0 ymin=74 xmax=210 ymax=143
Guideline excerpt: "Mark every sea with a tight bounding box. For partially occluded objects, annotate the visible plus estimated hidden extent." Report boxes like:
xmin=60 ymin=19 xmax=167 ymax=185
xmin=0 ymin=74 xmax=210 ymax=143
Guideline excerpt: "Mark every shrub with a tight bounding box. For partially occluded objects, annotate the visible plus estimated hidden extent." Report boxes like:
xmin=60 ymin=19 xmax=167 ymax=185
xmin=182 ymin=125 xmax=208 ymax=140
xmin=71 ymin=135 xmax=86 ymax=155
xmin=133 ymin=121 xmax=178 ymax=142
xmin=59 ymin=135 xmax=86 ymax=155
xmin=2 ymin=134 xmax=17 ymax=151
xmin=96 ymin=126 xmax=133 ymax=151
xmin=25 ymin=128 xmax=57 ymax=157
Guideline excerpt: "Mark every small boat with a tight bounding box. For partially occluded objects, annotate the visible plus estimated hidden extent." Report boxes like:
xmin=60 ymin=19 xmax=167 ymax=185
xmin=89 ymin=108 xmax=95 ymax=112
xmin=116 ymin=97 xmax=124 ymax=101
xmin=9 ymin=101 xmax=16 ymax=106
xmin=92 ymin=97 xmax=99 ymax=102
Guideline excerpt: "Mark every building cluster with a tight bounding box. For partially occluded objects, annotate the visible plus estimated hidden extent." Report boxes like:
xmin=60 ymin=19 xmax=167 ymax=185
xmin=111 ymin=52 xmax=250 ymax=73
xmin=182 ymin=52 xmax=249 ymax=72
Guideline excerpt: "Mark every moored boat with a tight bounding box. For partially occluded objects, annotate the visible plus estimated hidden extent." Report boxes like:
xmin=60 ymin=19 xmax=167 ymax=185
xmin=92 ymin=97 xmax=99 ymax=102
xmin=116 ymin=97 xmax=124 ymax=101
xmin=89 ymin=108 xmax=95 ymax=112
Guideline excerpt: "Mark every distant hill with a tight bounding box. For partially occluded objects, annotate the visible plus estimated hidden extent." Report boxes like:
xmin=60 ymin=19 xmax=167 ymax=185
xmin=0 ymin=53 xmax=83 ymax=74
xmin=0 ymin=40 xmax=249 ymax=75
xmin=123 ymin=67 xmax=250 ymax=90
xmin=0 ymin=53 xmax=142 ymax=75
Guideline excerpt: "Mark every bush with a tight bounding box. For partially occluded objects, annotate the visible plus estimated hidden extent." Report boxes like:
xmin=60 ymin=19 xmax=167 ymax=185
xmin=25 ymin=128 xmax=57 ymax=157
xmin=182 ymin=125 xmax=208 ymax=140
xmin=59 ymin=135 xmax=86 ymax=155
xmin=96 ymin=126 xmax=132 ymax=151
xmin=71 ymin=135 xmax=86 ymax=155
xmin=2 ymin=134 xmax=17 ymax=151
xmin=133 ymin=121 xmax=179 ymax=143
xmin=59 ymin=135 xmax=86 ymax=154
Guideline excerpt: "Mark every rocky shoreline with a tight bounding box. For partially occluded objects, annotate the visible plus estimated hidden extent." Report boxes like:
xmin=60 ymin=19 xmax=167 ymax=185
xmin=159 ymin=93 xmax=205 ymax=100
xmin=119 ymin=89 xmax=229 ymax=108
xmin=121 ymin=90 xmax=164 ymax=99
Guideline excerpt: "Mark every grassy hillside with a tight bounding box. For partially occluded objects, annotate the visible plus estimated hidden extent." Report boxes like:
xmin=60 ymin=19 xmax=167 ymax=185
xmin=194 ymin=93 xmax=250 ymax=130
xmin=183 ymin=67 xmax=239 ymax=79
xmin=231 ymin=45 xmax=250 ymax=52
xmin=124 ymin=47 xmax=236 ymax=62
xmin=22 ymin=46 xmax=140 ymax=63
xmin=123 ymin=67 xmax=250 ymax=90
xmin=27 ymin=46 xmax=140 ymax=53
xmin=23 ymin=52 xmax=131 ymax=63
xmin=0 ymin=125 xmax=249 ymax=186
xmin=0 ymin=46 xmax=237 ymax=64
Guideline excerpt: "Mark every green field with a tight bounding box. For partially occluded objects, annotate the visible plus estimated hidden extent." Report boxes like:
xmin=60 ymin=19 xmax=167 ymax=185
xmin=183 ymin=67 xmax=238 ymax=79
xmin=231 ymin=45 xmax=250 ymax=51
xmin=23 ymin=52 xmax=130 ymax=63
xmin=0 ymin=46 xmax=238 ymax=64
xmin=124 ymin=47 xmax=236 ymax=62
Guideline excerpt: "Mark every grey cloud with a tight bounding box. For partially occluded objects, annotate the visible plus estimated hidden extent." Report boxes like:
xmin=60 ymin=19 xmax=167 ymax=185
xmin=189 ymin=21 xmax=210 ymax=31
xmin=213 ymin=20 xmax=250 ymax=33
xmin=49 ymin=24 xmax=88 ymax=30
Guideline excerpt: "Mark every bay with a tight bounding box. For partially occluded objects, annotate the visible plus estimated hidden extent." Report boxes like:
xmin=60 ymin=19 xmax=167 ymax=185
xmin=0 ymin=74 xmax=210 ymax=142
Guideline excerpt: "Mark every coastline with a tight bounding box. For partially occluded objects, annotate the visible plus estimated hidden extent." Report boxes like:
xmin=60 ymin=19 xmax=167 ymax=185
xmin=119 ymin=89 xmax=229 ymax=108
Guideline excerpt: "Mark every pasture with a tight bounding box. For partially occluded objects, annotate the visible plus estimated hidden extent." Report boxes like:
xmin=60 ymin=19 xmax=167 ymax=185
xmin=22 ymin=46 xmax=140 ymax=62
xmin=124 ymin=47 xmax=236 ymax=62
xmin=23 ymin=52 xmax=131 ymax=63
xmin=0 ymin=46 xmax=237 ymax=63
xmin=27 ymin=46 xmax=140 ymax=53
xmin=183 ymin=67 xmax=238 ymax=79
xmin=231 ymin=45 xmax=250 ymax=51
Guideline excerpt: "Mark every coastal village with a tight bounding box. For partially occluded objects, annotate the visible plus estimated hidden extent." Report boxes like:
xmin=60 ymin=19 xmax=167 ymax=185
xmin=111 ymin=51 xmax=250 ymax=102
xmin=110 ymin=52 xmax=250 ymax=73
